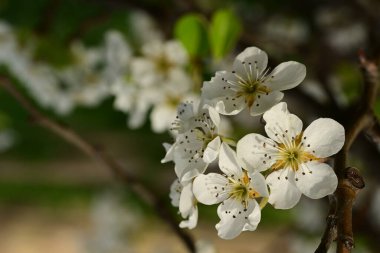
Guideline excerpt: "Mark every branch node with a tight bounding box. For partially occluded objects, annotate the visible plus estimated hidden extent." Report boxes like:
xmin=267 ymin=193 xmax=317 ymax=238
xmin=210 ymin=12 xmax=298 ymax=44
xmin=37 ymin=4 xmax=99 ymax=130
xmin=344 ymin=167 xmax=365 ymax=189
xmin=339 ymin=235 xmax=355 ymax=250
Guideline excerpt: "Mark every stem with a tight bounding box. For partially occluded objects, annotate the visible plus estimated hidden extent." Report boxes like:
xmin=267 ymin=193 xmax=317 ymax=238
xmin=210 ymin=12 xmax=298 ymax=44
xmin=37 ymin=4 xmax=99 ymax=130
xmin=0 ymin=76 xmax=196 ymax=253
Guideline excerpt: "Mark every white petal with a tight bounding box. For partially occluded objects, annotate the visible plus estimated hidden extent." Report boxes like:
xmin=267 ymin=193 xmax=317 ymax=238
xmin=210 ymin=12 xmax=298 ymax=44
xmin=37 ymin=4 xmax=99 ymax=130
xmin=202 ymin=72 xmax=245 ymax=115
xmin=302 ymin=118 xmax=345 ymax=158
xmin=203 ymin=136 xmax=221 ymax=163
xmin=234 ymin=47 xmax=268 ymax=78
xmin=151 ymin=104 xmax=175 ymax=133
xmin=207 ymin=106 xmax=221 ymax=128
xmin=179 ymin=206 xmax=198 ymax=229
xmin=218 ymin=143 xmax=243 ymax=177
xmin=249 ymin=91 xmax=284 ymax=116
xmin=266 ymin=169 xmax=302 ymax=209
xmin=295 ymin=162 xmax=338 ymax=199
xmin=179 ymin=181 xmax=195 ymax=217
xmin=161 ymin=143 xmax=175 ymax=163
xmin=216 ymin=198 xmax=255 ymax=239
xmin=237 ymin=133 xmax=278 ymax=172
xmin=177 ymin=102 xmax=195 ymax=122
xmin=243 ymin=200 xmax=261 ymax=231
xmin=263 ymin=102 xmax=303 ymax=143
xmin=249 ymin=171 xmax=269 ymax=198
xmin=174 ymin=156 xmax=208 ymax=182
xmin=193 ymin=173 xmax=229 ymax=205
xmin=264 ymin=61 xmax=306 ymax=91
xmin=169 ymin=179 xmax=182 ymax=207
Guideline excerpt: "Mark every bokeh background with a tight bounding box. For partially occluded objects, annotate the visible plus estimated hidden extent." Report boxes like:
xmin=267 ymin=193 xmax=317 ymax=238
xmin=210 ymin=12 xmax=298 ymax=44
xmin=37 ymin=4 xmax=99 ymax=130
xmin=0 ymin=0 xmax=380 ymax=252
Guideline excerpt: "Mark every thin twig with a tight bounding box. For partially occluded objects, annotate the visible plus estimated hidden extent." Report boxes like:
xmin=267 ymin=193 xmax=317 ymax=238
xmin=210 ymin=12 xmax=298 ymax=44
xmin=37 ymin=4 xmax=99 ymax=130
xmin=0 ymin=76 xmax=196 ymax=253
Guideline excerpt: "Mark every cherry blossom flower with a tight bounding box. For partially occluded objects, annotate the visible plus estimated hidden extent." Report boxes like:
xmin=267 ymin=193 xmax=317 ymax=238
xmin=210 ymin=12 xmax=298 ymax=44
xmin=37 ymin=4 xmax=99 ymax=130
xmin=169 ymin=102 xmax=226 ymax=181
xmin=237 ymin=102 xmax=345 ymax=209
xmin=193 ymin=143 xmax=268 ymax=239
xmin=202 ymin=47 xmax=306 ymax=116
xmin=170 ymin=179 xmax=198 ymax=229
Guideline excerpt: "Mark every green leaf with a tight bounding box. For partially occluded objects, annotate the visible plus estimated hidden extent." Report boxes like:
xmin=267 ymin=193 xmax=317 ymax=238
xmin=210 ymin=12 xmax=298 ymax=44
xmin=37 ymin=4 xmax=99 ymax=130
xmin=174 ymin=14 xmax=209 ymax=57
xmin=209 ymin=9 xmax=242 ymax=59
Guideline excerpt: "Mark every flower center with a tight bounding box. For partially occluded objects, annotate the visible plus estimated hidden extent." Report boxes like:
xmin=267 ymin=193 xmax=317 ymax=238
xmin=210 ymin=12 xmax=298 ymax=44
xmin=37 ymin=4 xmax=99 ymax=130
xmin=229 ymin=171 xmax=260 ymax=206
xmin=155 ymin=55 xmax=173 ymax=74
xmin=237 ymin=80 xmax=271 ymax=108
xmin=271 ymin=134 xmax=320 ymax=172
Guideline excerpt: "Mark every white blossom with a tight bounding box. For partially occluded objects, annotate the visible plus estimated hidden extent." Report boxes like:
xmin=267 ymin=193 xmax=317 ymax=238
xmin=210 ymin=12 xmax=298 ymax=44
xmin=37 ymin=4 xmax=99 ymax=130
xmin=130 ymin=40 xmax=189 ymax=87
xmin=237 ymin=102 xmax=344 ymax=209
xmin=193 ymin=143 xmax=268 ymax=239
xmin=168 ymin=102 xmax=226 ymax=181
xmin=170 ymin=179 xmax=198 ymax=229
xmin=202 ymin=46 xmax=306 ymax=116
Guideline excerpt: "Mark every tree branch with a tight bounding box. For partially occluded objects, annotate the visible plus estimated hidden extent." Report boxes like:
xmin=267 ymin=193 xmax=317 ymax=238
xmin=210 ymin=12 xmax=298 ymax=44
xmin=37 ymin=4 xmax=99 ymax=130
xmin=315 ymin=52 xmax=378 ymax=253
xmin=0 ymin=76 xmax=196 ymax=253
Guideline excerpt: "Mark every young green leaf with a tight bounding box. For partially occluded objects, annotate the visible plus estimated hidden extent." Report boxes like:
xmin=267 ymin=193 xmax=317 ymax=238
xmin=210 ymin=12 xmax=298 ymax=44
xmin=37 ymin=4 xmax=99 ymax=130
xmin=174 ymin=14 xmax=209 ymax=57
xmin=209 ymin=9 xmax=242 ymax=59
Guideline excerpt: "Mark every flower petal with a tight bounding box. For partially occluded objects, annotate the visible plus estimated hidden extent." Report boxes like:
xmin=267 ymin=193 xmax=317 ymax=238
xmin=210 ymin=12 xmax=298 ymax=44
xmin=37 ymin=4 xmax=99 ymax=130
xmin=216 ymin=198 xmax=255 ymax=239
xmin=179 ymin=206 xmax=198 ymax=229
xmin=263 ymin=102 xmax=303 ymax=143
xmin=264 ymin=61 xmax=306 ymax=91
xmin=193 ymin=173 xmax=229 ymax=205
xmin=302 ymin=118 xmax=345 ymax=158
xmin=202 ymin=72 xmax=246 ymax=115
xmin=203 ymin=136 xmax=221 ymax=163
xmin=150 ymin=104 xmax=175 ymax=133
xmin=179 ymin=181 xmax=195 ymax=217
xmin=207 ymin=106 xmax=221 ymax=128
xmin=266 ymin=168 xmax=302 ymax=209
xmin=249 ymin=91 xmax=284 ymax=116
xmin=242 ymin=200 xmax=261 ymax=231
xmin=174 ymin=156 xmax=207 ymax=182
xmin=234 ymin=47 xmax=268 ymax=79
xmin=249 ymin=171 xmax=269 ymax=198
xmin=295 ymin=162 xmax=338 ymax=199
xmin=177 ymin=102 xmax=195 ymax=122
xmin=237 ymin=133 xmax=278 ymax=172
xmin=161 ymin=142 xmax=175 ymax=163
xmin=218 ymin=143 xmax=243 ymax=178
xmin=169 ymin=179 xmax=182 ymax=207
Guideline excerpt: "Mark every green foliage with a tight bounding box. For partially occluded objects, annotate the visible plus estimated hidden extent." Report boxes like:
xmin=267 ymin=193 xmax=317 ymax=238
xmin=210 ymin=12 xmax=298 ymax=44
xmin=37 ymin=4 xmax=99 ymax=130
xmin=174 ymin=14 xmax=209 ymax=57
xmin=209 ymin=9 xmax=242 ymax=60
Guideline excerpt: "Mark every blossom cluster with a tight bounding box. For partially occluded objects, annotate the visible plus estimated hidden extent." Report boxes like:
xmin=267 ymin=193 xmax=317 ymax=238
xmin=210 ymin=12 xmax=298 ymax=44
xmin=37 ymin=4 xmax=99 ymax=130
xmin=164 ymin=47 xmax=345 ymax=239
xmin=0 ymin=12 xmax=196 ymax=133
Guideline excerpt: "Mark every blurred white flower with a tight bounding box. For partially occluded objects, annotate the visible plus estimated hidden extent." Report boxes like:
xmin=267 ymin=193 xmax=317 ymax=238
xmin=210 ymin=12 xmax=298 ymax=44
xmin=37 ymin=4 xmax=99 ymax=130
xmin=262 ymin=16 xmax=309 ymax=45
xmin=131 ymin=40 xmax=189 ymax=87
xmin=86 ymin=192 xmax=140 ymax=253
xmin=129 ymin=10 xmax=163 ymax=44
xmin=57 ymin=42 xmax=110 ymax=108
xmin=103 ymin=30 xmax=132 ymax=83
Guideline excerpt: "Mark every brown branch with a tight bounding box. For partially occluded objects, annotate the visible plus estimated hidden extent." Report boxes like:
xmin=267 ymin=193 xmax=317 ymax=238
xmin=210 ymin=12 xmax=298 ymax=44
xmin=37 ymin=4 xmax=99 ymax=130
xmin=0 ymin=76 xmax=196 ymax=253
xmin=315 ymin=52 xmax=378 ymax=253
